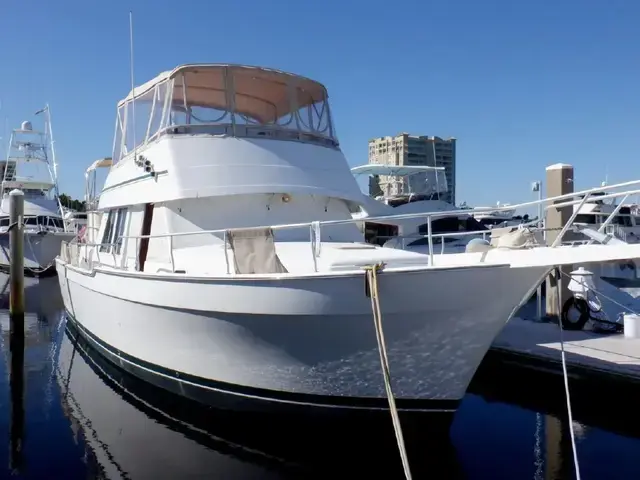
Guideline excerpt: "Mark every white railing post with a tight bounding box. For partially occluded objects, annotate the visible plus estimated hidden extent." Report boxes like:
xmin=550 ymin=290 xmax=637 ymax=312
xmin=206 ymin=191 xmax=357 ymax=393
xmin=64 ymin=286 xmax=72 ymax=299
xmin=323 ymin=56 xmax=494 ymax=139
xmin=427 ymin=215 xmax=434 ymax=265
xmin=310 ymin=224 xmax=318 ymax=273
xmin=135 ymin=237 xmax=140 ymax=271
xmin=223 ymin=231 xmax=230 ymax=274
xmin=168 ymin=235 xmax=175 ymax=273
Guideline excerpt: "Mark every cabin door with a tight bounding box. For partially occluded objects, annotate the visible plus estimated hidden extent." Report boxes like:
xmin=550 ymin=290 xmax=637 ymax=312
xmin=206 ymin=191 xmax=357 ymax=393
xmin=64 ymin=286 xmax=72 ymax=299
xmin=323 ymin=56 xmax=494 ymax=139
xmin=138 ymin=203 xmax=154 ymax=271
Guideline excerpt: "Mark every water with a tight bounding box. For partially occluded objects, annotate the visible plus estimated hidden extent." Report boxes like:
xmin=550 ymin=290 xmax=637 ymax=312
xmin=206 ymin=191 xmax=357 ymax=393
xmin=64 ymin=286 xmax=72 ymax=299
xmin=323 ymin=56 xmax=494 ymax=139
xmin=2 ymin=275 xmax=640 ymax=479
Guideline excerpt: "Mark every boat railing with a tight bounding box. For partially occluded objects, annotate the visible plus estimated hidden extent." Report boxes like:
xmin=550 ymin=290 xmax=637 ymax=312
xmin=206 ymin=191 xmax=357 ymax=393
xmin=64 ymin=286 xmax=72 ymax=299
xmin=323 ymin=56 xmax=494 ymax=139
xmin=160 ymin=123 xmax=338 ymax=149
xmin=66 ymin=179 xmax=640 ymax=274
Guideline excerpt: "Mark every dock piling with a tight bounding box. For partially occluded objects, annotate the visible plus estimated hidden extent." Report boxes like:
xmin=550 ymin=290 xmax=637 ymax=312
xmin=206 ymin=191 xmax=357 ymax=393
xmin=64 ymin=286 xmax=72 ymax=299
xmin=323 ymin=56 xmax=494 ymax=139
xmin=544 ymin=165 xmax=574 ymax=322
xmin=8 ymin=308 xmax=25 ymax=472
xmin=9 ymin=189 xmax=24 ymax=316
xmin=8 ymin=189 xmax=25 ymax=472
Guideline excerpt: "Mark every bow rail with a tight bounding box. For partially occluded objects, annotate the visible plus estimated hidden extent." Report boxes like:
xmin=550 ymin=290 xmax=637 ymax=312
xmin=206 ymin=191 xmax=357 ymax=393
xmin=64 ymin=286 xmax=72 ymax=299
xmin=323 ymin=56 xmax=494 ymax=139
xmin=61 ymin=179 xmax=640 ymax=274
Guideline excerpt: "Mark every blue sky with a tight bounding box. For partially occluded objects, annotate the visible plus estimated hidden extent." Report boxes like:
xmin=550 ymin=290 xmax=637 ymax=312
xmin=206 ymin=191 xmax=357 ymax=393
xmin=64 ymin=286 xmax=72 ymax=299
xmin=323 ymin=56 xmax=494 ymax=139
xmin=0 ymin=0 xmax=638 ymax=206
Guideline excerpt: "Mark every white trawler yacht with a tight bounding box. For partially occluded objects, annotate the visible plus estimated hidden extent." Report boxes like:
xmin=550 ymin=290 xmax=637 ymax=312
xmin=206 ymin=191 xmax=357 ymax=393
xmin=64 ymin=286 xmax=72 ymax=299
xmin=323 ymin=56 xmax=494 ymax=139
xmin=56 ymin=64 xmax=640 ymax=418
xmin=0 ymin=108 xmax=75 ymax=274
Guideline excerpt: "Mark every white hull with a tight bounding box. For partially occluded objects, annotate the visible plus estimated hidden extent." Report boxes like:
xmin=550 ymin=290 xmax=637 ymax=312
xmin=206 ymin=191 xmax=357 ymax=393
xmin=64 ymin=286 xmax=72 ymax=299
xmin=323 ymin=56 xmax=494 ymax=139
xmin=57 ymin=260 xmax=548 ymax=414
xmin=0 ymin=231 xmax=74 ymax=273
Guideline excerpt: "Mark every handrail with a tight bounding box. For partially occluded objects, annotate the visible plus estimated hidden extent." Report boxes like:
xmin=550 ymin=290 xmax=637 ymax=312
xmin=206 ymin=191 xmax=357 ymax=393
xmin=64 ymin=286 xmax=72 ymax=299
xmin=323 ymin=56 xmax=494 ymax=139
xmin=65 ymin=178 xmax=640 ymax=274
xmin=119 ymin=182 xmax=640 ymax=243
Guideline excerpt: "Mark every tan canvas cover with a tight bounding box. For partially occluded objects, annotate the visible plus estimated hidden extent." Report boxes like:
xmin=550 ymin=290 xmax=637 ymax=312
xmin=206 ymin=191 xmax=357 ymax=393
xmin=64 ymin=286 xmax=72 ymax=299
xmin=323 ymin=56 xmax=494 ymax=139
xmin=226 ymin=227 xmax=288 ymax=274
xmin=119 ymin=64 xmax=328 ymax=124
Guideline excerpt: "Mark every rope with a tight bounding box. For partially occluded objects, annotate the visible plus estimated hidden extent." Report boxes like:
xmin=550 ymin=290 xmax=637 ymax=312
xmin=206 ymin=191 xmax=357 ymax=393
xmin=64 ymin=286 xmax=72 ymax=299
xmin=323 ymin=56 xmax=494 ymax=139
xmin=0 ymin=221 xmax=20 ymax=233
xmin=555 ymin=267 xmax=582 ymax=480
xmin=364 ymin=263 xmax=412 ymax=480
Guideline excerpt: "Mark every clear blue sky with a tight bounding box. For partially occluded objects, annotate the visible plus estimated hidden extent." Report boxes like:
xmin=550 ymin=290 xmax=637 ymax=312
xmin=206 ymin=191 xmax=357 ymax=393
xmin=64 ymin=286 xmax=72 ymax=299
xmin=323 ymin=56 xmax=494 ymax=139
xmin=1 ymin=0 xmax=638 ymax=207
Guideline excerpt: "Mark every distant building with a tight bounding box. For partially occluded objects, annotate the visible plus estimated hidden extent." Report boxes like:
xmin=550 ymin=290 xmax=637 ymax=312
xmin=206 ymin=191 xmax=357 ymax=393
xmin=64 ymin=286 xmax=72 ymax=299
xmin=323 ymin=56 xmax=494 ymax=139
xmin=367 ymin=133 xmax=456 ymax=205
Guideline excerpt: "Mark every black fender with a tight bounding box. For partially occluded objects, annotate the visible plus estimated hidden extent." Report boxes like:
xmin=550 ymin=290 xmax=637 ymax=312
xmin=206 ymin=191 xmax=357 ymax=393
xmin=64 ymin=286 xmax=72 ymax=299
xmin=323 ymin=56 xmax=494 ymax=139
xmin=561 ymin=296 xmax=590 ymax=331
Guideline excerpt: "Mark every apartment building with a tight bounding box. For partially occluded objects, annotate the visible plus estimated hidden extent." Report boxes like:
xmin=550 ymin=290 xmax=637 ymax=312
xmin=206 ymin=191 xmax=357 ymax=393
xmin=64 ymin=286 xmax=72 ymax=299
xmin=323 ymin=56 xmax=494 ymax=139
xmin=367 ymin=133 xmax=456 ymax=205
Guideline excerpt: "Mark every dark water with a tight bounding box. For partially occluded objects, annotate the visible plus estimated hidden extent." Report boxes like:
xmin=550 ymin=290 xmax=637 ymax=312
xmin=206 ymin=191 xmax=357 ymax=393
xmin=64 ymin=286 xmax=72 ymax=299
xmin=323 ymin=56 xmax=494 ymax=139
xmin=1 ymin=276 xmax=640 ymax=479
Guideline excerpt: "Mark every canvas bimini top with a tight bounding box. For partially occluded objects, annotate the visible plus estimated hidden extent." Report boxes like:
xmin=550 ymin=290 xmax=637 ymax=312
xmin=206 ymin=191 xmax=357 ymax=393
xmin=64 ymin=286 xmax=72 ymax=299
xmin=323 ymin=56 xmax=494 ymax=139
xmin=112 ymin=64 xmax=337 ymax=163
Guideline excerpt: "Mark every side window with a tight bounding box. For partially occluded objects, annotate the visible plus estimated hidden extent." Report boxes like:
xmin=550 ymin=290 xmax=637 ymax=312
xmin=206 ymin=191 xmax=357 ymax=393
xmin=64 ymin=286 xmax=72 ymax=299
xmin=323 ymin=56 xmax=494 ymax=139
xmin=100 ymin=211 xmax=115 ymax=252
xmin=114 ymin=207 xmax=128 ymax=254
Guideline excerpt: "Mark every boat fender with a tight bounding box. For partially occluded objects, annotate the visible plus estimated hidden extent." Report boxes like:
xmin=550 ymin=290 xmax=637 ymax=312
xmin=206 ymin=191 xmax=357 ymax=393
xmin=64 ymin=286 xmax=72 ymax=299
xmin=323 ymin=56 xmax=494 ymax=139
xmin=561 ymin=297 xmax=590 ymax=331
xmin=77 ymin=225 xmax=87 ymax=243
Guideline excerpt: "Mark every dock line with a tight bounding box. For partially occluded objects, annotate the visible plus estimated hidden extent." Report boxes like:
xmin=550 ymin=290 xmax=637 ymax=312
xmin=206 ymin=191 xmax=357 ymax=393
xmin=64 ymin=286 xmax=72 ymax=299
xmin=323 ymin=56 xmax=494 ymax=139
xmin=556 ymin=267 xmax=582 ymax=480
xmin=364 ymin=263 xmax=412 ymax=480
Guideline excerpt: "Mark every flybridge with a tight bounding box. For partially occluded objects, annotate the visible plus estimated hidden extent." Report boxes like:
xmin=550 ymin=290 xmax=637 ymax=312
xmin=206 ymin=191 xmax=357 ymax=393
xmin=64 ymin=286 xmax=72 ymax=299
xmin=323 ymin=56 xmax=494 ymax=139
xmin=112 ymin=64 xmax=338 ymax=164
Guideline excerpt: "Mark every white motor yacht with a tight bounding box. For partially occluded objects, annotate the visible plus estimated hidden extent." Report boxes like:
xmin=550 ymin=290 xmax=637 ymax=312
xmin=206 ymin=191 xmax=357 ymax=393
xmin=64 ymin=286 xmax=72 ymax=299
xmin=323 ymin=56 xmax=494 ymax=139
xmin=56 ymin=64 xmax=640 ymax=419
xmin=472 ymin=203 xmax=526 ymax=228
xmin=0 ymin=107 xmax=76 ymax=274
xmin=351 ymin=164 xmax=490 ymax=252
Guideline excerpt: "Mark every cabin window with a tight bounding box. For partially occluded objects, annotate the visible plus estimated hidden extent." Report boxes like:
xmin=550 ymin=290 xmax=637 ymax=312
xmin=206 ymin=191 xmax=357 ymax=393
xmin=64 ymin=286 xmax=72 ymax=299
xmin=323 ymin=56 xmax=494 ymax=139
xmin=113 ymin=208 xmax=128 ymax=254
xmin=100 ymin=211 xmax=115 ymax=252
xmin=0 ymin=218 xmax=9 ymax=227
xmin=417 ymin=217 xmax=485 ymax=236
xmin=100 ymin=208 xmax=128 ymax=254
xmin=574 ymin=214 xmax=595 ymax=224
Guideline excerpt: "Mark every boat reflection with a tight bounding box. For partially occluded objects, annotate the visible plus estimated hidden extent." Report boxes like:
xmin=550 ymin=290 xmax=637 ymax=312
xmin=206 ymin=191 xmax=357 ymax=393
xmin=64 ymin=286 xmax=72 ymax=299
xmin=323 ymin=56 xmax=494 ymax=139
xmin=55 ymin=320 xmax=463 ymax=479
xmin=0 ymin=273 xmax=65 ymax=474
xmin=0 ymin=273 xmax=64 ymax=357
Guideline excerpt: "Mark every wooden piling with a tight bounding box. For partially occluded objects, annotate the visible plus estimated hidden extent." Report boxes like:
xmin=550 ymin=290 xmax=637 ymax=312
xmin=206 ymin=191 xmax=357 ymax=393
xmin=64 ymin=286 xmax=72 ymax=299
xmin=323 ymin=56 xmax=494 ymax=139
xmin=8 ymin=310 xmax=24 ymax=472
xmin=9 ymin=189 xmax=24 ymax=317
xmin=7 ymin=189 xmax=25 ymax=471
xmin=544 ymin=164 xmax=574 ymax=322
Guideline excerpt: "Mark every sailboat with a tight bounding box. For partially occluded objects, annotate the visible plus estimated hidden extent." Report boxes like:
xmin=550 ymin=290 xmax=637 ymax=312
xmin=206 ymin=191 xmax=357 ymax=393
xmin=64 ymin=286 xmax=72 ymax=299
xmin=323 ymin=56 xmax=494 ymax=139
xmin=0 ymin=106 xmax=75 ymax=274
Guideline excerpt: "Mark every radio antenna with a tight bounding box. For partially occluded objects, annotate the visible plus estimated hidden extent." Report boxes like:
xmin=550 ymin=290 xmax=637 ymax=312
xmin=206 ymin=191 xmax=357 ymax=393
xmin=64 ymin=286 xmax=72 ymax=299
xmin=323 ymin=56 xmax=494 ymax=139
xmin=129 ymin=11 xmax=137 ymax=160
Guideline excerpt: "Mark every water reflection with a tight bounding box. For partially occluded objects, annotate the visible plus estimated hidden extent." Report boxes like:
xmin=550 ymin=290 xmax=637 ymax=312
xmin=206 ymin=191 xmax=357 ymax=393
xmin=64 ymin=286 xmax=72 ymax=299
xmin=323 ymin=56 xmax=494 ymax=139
xmin=0 ymin=273 xmax=65 ymax=477
xmin=57 ymin=320 xmax=463 ymax=478
xmin=3 ymin=276 xmax=640 ymax=479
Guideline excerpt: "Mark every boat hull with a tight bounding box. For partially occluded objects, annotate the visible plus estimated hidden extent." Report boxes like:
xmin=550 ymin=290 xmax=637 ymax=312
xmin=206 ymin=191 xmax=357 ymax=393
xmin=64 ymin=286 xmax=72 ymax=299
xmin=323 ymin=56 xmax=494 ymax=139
xmin=56 ymin=260 xmax=548 ymax=415
xmin=0 ymin=231 xmax=75 ymax=275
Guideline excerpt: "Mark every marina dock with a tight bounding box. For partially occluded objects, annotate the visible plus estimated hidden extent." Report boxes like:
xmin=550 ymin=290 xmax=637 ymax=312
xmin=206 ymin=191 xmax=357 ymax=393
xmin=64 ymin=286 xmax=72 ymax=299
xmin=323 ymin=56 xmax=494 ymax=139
xmin=491 ymin=314 xmax=640 ymax=383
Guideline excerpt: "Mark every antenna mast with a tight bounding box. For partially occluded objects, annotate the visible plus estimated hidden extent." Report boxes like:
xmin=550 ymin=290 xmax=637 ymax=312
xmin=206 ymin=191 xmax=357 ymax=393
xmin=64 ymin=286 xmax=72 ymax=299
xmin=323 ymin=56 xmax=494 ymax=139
xmin=45 ymin=105 xmax=60 ymax=184
xmin=129 ymin=11 xmax=137 ymax=161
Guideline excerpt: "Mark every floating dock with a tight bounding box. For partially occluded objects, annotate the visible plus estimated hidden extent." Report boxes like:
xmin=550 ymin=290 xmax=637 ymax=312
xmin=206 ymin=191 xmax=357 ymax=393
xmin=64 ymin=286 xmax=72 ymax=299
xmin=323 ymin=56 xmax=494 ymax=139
xmin=491 ymin=315 xmax=640 ymax=383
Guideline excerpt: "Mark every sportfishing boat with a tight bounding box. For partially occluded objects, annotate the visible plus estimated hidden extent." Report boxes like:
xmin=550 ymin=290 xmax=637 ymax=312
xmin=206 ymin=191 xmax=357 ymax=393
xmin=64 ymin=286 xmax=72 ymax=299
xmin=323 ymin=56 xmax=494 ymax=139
xmin=56 ymin=64 xmax=640 ymax=419
xmin=0 ymin=107 xmax=75 ymax=274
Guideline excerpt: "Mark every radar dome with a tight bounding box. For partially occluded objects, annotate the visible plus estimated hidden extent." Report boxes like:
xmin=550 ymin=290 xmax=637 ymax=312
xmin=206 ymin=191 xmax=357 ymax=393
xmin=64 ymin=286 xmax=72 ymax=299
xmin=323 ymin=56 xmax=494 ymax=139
xmin=21 ymin=121 xmax=32 ymax=131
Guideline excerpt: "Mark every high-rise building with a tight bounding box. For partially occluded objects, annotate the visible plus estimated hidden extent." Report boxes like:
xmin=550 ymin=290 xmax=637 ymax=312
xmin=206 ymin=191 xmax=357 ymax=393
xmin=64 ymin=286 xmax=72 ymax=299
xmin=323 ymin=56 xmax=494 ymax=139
xmin=367 ymin=133 xmax=456 ymax=205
